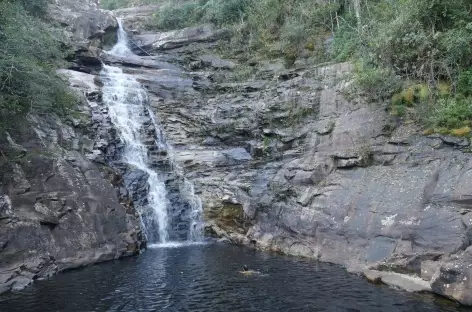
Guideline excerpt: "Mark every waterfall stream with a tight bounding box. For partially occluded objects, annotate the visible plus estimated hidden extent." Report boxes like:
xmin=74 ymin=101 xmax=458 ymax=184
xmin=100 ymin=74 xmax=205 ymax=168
xmin=100 ymin=19 xmax=203 ymax=245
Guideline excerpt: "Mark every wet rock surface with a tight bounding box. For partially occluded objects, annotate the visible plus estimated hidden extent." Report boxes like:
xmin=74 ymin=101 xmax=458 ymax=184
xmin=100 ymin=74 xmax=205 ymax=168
xmin=109 ymin=8 xmax=472 ymax=305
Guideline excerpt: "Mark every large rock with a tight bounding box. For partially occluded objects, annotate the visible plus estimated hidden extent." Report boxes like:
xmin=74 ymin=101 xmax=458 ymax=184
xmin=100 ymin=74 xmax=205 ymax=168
xmin=0 ymin=107 xmax=142 ymax=294
xmin=363 ymin=269 xmax=432 ymax=292
xmin=134 ymin=24 xmax=230 ymax=52
xmin=48 ymin=0 xmax=118 ymax=72
xmin=432 ymin=248 xmax=472 ymax=305
xmin=48 ymin=0 xmax=117 ymax=49
xmin=0 ymin=59 xmax=146 ymax=293
xmin=123 ymin=169 xmax=150 ymax=206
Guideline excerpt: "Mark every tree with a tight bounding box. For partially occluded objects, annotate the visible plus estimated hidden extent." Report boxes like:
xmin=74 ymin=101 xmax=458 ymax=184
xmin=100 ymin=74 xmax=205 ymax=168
xmin=353 ymin=0 xmax=361 ymax=31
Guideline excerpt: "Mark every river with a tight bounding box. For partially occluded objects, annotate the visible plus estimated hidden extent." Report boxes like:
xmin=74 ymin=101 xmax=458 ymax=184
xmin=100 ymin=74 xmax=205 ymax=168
xmin=0 ymin=243 xmax=470 ymax=312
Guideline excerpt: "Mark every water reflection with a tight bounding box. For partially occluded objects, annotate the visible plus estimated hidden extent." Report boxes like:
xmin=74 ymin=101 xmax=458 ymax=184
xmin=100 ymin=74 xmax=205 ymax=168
xmin=0 ymin=244 xmax=470 ymax=312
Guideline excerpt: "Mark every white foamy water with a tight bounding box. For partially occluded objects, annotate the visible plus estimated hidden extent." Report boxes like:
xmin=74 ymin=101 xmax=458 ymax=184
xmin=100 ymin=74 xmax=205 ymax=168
xmin=101 ymin=19 xmax=169 ymax=243
xmin=100 ymin=19 xmax=204 ymax=243
xmin=101 ymin=65 xmax=170 ymax=243
xmin=147 ymin=241 xmax=208 ymax=249
xmin=181 ymin=174 xmax=204 ymax=241
xmin=108 ymin=19 xmax=132 ymax=57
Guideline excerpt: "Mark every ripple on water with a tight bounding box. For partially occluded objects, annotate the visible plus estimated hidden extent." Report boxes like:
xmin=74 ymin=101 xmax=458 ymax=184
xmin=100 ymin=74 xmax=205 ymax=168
xmin=147 ymin=241 xmax=209 ymax=249
xmin=0 ymin=244 xmax=470 ymax=312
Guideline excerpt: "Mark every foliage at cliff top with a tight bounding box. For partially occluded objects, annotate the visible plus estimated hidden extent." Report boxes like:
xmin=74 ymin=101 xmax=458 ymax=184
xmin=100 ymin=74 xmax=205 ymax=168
xmin=100 ymin=0 xmax=472 ymax=131
xmin=101 ymin=0 xmax=168 ymax=10
xmin=0 ymin=0 xmax=75 ymax=131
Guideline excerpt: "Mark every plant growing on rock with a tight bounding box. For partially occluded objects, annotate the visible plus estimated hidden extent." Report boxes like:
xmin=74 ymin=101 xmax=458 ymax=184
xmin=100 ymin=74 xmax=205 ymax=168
xmin=357 ymin=144 xmax=373 ymax=167
xmin=429 ymin=97 xmax=472 ymax=130
xmin=269 ymin=180 xmax=297 ymax=202
xmin=352 ymin=61 xmax=402 ymax=103
xmin=146 ymin=0 xmax=251 ymax=30
xmin=0 ymin=1 xmax=75 ymax=131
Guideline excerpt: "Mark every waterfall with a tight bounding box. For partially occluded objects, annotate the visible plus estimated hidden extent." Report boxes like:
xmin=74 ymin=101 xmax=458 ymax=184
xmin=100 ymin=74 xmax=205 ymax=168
xmin=182 ymin=178 xmax=204 ymax=242
xmin=166 ymin=145 xmax=204 ymax=242
xmin=101 ymin=65 xmax=170 ymax=243
xmin=109 ymin=19 xmax=132 ymax=57
xmin=101 ymin=19 xmax=204 ymax=244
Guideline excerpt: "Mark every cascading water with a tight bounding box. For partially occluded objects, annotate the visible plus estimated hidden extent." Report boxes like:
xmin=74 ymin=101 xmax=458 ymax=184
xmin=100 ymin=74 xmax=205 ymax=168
xmin=168 ymin=148 xmax=204 ymax=242
xmin=109 ymin=19 xmax=132 ymax=57
xmin=183 ymin=179 xmax=204 ymax=241
xmin=101 ymin=67 xmax=170 ymax=243
xmin=101 ymin=19 xmax=203 ymax=244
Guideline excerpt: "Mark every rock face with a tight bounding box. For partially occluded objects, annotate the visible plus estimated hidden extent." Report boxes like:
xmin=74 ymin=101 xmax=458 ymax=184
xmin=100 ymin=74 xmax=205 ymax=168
xmin=0 ymin=69 xmax=143 ymax=293
xmin=0 ymin=2 xmax=144 ymax=294
xmin=431 ymin=248 xmax=472 ymax=305
xmin=134 ymin=24 xmax=230 ymax=52
xmin=110 ymin=8 xmax=472 ymax=305
xmin=49 ymin=0 xmax=118 ymax=73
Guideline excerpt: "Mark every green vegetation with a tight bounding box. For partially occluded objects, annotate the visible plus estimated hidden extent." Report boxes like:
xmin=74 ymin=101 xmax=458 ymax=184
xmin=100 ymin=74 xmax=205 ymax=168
xmin=353 ymin=62 xmax=402 ymax=102
xmin=101 ymin=0 xmax=132 ymax=10
xmin=102 ymin=0 xmax=472 ymax=133
xmin=336 ymin=0 xmax=472 ymax=132
xmin=431 ymin=98 xmax=472 ymax=129
xmin=147 ymin=0 xmax=251 ymax=31
xmin=0 ymin=0 xmax=75 ymax=131
xmin=101 ymin=0 xmax=179 ymax=10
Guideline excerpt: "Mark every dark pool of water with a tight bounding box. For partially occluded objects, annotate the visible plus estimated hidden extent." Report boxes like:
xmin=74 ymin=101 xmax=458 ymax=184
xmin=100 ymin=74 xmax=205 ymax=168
xmin=1 ymin=243 xmax=471 ymax=312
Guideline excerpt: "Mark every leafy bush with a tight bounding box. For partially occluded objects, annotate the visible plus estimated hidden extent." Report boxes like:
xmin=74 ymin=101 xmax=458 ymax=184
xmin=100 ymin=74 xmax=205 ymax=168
xmin=430 ymin=97 xmax=472 ymax=129
xmin=457 ymin=69 xmax=472 ymax=97
xmin=17 ymin=0 xmax=49 ymax=16
xmin=341 ymin=0 xmax=472 ymax=83
xmin=0 ymin=1 xmax=75 ymax=130
xmin=327 ymin=0 xmax=472 ymax=129
xmin=151 ymin=2 xmax=204 ymax=30
xmin=148 ymin=0 xmax=251 ymax=30
xmin=245 ymin=0 xmax=339 ymax=65
xmin=353 ymin=62 xmax=402 ymax=102
xmin=101 ymin=0 xmax=132 ymax=10
xmin=204 ymin=0 xmax=251 ymax=25
xmin=331 ymin=15 xmax=359 ymax=61
xmin=246 ymin=0 xmax=289 ymax=39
